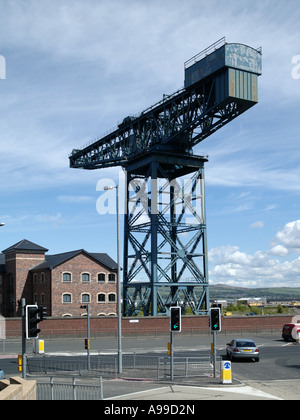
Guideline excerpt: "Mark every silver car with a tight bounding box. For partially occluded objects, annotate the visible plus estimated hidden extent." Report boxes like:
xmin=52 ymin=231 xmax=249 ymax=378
xmin=226 ymin=338 xmax=260 ymax=362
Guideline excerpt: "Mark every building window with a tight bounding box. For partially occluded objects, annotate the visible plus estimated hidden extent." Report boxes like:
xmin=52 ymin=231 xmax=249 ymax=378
xmin=98 ymin=273 xmax=105 ymax=282
xmin=98 ymin=293 xmax=106 ymax=303
xmin=108 ymin=273 xmax=116 ymax=283
xmin=108 ymin=293 xmax=116 ymax=303
xmin=41 ymin=273 xmax=45 ymax=283
xmin=41 ymin=293 xmax=45 ymax=304
xmin=63 ymin=293 xmax=72 ymax=303
xmin=33 ymin=274 xmax=37 ymax=284
xmin=63 ymin=273 xmax=71 ymax=282
xmin=81 ymin=293 xmax=90 ymax=303
xmin=82 ymin=273 xmax=90 ymax=283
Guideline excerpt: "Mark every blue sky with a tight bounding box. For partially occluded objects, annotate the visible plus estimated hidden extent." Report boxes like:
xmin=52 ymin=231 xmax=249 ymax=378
xmin=0 ymin=0 xmax=300 ymax=288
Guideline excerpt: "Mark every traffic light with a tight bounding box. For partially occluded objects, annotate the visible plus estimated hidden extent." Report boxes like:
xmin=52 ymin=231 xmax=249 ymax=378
xmin=26 ymin=305 xmax=41 ymax=338
xmin=85 ymin=338 xmax=89 ymax=350
xmin=210 ymin=307 xmax=221 ymax=332
xmin=170 ymin=306 xmax=181 ymax=332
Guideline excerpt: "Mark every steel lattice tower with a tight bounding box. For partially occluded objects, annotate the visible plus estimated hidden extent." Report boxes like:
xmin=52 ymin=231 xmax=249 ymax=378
xmin=70 ymin=37 xmax=262 ymax=316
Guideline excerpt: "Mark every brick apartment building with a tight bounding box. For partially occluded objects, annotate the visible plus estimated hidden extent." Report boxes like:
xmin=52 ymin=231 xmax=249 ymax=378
xmin=0 ymin=239 xmax=118 ymax=318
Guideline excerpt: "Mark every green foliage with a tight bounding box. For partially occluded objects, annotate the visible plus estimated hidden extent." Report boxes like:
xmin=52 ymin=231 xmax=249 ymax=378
xmin=277 ymin=304 xmax=284 ymax=314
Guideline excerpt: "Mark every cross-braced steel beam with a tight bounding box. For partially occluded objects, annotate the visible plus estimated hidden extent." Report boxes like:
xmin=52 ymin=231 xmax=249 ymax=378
xmin=122 ymin=151 xmax=209 ymax=316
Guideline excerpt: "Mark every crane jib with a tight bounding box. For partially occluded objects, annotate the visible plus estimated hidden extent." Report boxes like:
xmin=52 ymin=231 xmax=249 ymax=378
xmin=70 ymin=39 xmax=261 ymax=170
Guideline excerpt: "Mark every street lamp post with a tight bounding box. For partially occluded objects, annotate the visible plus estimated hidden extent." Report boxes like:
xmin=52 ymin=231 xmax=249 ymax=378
xmin=104 ymin=185 xmax=122 ymax=374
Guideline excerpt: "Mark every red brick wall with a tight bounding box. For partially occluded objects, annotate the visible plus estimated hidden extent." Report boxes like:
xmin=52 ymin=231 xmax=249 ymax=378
xmin=4 ymin=314 xmax=294 ymax=338
xmin=4 ymin=251 xmax=46 ymax=316
xmin=49 ymin=253 xmax=117 ymax=317
xmin=31 ymin=270 xmax=51 ymax=314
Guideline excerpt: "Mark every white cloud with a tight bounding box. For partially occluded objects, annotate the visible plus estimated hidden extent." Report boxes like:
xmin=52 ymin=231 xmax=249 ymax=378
xmin=269 ymin=245 xmax=289 ymax=257
xmin=275 ymin=220 xmax=300 ymax=252
xmin=209 ymin=219 xmax=300 ymax=287
xmin=34 ymin=213 xmax=62 ymax=223
xmin=57 ymin=195 xmax=94 ymax=204
xmin=250 ymin=221 xmax=264 ymax=229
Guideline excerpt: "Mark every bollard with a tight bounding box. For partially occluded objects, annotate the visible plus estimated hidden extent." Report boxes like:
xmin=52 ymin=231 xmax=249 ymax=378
xmin=220 ymin=360 xmax=232 ymax=384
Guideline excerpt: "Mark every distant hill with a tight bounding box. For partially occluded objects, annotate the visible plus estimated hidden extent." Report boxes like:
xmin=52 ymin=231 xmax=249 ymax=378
xmin=209 ymin=284 xmax=300 ymax=300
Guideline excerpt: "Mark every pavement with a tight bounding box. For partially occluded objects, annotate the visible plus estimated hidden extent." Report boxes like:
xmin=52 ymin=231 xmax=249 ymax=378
xmin=106 ymin=384 xmax=282 ymax=400
xmin=105 ymin=375 xmax=290 ymax=400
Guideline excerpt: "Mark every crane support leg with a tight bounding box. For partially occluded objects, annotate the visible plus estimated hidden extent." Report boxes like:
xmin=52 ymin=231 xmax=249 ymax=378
xmin=122 ymin=151 xmax=210 ymax=316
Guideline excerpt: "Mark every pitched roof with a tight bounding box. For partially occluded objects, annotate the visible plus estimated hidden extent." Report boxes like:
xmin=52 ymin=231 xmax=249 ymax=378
xmin=90 ymin=253 xmax=118 ymax=270
xmin=31 ymin=249 xmax=117 ymax=271
xmin=2 ymin=239 xmax=48 ymax=254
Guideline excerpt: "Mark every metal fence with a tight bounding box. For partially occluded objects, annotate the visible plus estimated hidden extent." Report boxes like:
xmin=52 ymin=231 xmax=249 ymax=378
xmin=27 ymin=354 xmax=117 ymax=377
xmin=29 ymin=353 xmax=219 ymax=381
xmin=34 ymin=354 xmax=221 ymax=400
xmin=158 ymin=356 xmax=221 ymax=380
xmin=37 ymin=377 xmax=103 ymax=400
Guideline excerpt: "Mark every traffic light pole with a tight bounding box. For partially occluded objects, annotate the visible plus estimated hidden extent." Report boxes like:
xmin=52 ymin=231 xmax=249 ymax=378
xmin=213 ymin=331 xmax=217 ymax=378
xmin=87 ymin=303 xmax=90 ymax=370
xmin=170 ymin=331 xmax=174 ymax=380
xmin=21 ymin=298 xmax=27 ymax=379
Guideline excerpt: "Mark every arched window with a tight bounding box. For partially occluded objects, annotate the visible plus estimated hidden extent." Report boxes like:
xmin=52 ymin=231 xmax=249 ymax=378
xmin=108 ymin=293 xmax=116 ymax=303
xmin=108 ymin=273 xmax=116 ymax=283
xmin=82 ymin=273 xmax=90 ymax=283
xmin=98 ymin=273 xmax=105 ymax=282
xmin=63 ymin=293 xmax=72 ymax=303
xmin=81 ymin=293 xmax=90 ymax=303
xmin=63 ymin=273 xmax=71 ymax=282
xmin=98 ymin=293 xmax=106 ymax=303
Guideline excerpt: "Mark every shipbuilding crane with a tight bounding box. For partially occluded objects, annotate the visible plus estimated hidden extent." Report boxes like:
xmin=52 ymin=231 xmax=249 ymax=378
xmin=70 ymin=37 xmax=262 ymax=316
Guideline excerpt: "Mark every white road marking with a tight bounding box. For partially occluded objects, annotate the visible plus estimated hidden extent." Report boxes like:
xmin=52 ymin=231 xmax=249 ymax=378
xmin=106 ymin=384 xmax=283 ymax=400
xmin=199 ymin=385 xmax=283 ymax=400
